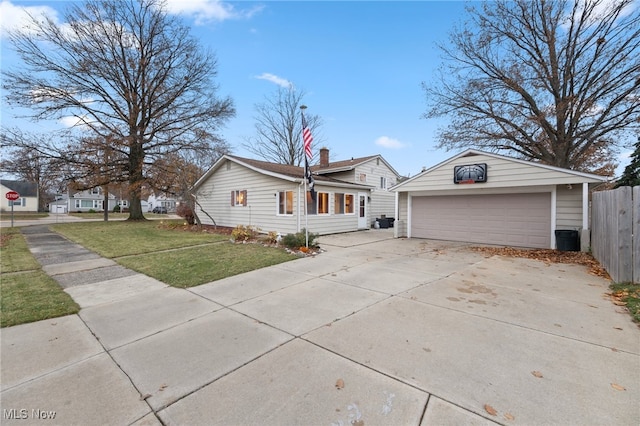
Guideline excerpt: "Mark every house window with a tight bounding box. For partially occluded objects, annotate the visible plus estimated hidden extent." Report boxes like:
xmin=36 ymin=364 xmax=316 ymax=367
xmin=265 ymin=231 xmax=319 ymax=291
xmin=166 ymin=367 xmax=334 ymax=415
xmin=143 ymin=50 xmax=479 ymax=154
xmin=8 ymin=198 xmax=26 ymax=207
xmin=231 ymin=190 xmax=247 ymax=206
xmin=317 ymin=192 xmax=329 ymax=214
xmin=278 ymin=191 xmax=294 ymax=215
xmin=91 ymin=187 xmax=100 ymax=195
xmin=306 ymin=191 xmax=317 ymax=215
xmin=334 ymin=193 xmax=344 ymax=214
xmin=93 ymin=200 xmax=103 ymax=209
xmin=380 ymin=177 xmax=387 ymax=189
xmin=344 ymin=194 xmax=354 ymax=214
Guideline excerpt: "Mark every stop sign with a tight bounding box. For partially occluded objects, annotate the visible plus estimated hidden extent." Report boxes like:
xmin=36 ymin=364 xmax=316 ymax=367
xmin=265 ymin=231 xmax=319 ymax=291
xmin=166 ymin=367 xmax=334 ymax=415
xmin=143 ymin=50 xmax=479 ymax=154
xmin=5 ymin=191 xmax=20 ymax=201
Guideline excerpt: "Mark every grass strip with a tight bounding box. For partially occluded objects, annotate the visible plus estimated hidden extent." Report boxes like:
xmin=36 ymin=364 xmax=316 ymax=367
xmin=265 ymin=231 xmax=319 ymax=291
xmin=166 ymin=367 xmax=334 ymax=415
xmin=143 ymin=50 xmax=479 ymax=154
xmin=52 ymin=221 xmax=227 ymax=257
xmin=1 ymin=227 xmax=40 ymax=273
xmin=610 ymin=282 xmax=640 ymax=324
xmin=1 ymin=271 xmax=80 ymax=327
xmin=118 ymin=242 xmax=295 ymax=288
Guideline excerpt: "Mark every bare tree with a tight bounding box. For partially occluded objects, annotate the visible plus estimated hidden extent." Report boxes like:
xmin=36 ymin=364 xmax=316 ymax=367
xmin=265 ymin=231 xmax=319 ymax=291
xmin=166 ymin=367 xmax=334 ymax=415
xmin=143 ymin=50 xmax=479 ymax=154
xmin=242 ymin=87 xmax=324 ymax=166
xmin=423 ymin=0 xmax=640 ymax=173
xmin=0 ymin=134 xmax=65 ymax=212
xmin=2 ymin=0 xmax=235 ymax=220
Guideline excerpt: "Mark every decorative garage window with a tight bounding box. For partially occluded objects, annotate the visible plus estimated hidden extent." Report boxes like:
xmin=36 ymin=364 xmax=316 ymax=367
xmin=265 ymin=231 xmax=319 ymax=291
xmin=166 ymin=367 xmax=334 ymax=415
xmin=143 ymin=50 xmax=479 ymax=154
xmin=278 ymin=191 xmax=293 ymax=215
xmin=358 ymin=173 xmax=367 ymax=183
xmin=231 ymin=190 xmax=247 ymax=206
xmin=334 ymin=193 xmax=355 ymax=214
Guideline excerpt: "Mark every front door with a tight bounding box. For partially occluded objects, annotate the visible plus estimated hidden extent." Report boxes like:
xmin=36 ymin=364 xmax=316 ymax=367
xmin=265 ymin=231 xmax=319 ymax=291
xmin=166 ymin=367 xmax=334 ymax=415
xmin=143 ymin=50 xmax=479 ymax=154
xmin=358 ymin=192 xmax=368 ymax=229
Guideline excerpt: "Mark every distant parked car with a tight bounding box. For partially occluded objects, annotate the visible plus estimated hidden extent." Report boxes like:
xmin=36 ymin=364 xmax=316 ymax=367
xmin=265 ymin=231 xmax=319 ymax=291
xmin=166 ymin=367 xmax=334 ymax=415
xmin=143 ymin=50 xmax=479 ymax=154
xmin=152 ymin=206 xmax=167 ymax=214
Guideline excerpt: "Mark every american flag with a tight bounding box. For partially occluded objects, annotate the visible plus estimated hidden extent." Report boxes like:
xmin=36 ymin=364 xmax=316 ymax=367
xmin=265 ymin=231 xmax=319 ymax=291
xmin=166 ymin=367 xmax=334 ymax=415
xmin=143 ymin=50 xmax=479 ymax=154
xmin=302 ymin=112 xmax=313 ymax=159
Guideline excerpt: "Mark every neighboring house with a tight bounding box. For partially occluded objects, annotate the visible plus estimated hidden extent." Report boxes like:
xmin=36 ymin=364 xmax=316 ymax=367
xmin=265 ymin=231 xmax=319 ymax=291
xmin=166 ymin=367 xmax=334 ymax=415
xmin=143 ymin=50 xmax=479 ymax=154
xmin=191 ymin=151 xmax=402 ymax=236
xmin=147 ymin=193 xmax=177 ymax=213
xmin=72 ymin=187 xmax=117 ymax=212
xmin=1 ymin=179 xmax=39 ymax=212
xmin=391 ymin=149 xmax=610 ymax=251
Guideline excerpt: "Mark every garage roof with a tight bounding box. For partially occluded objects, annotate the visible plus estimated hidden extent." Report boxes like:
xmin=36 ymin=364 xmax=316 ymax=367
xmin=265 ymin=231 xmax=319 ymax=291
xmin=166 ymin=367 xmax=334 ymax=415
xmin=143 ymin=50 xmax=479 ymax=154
xmin=391 ymin=149 xmax=610 ymax=191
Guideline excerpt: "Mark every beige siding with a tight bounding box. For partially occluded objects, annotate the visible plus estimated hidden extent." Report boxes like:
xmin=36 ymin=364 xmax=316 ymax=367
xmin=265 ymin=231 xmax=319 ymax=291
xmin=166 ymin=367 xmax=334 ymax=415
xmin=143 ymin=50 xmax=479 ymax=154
xmin=399 ymin=153 xmax=603 ymax=192
xmin=354 ymin=159 xmax=398 ymax=222
xmin=195 ymin=160 xmax=361 ymax=236
xmin=556 ymin=184 xmax=583 ymax=230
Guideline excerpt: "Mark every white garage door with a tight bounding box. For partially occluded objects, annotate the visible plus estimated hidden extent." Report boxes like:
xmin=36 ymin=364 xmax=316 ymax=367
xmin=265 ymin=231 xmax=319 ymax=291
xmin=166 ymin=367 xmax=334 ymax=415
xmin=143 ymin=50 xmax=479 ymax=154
xmin=411 ymin=193 xmax=551 ymax=248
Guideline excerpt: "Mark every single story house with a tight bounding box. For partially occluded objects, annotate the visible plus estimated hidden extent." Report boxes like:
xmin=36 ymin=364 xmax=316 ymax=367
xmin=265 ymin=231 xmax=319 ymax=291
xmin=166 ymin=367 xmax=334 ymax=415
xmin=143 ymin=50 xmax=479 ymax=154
xmin=191 ymin=150 xmax=401 ymax=236
xmin=391 ymin=149 xmax=610 ymax=251
xmin=49 ymin=187 xmax=117 ymax=213
xmin=1 ymin=179 xmax=39 ymax=212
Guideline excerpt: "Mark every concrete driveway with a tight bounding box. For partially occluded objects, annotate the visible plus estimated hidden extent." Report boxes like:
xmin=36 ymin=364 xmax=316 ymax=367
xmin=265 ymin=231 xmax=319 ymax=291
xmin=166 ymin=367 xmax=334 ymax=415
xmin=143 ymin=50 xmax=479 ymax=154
xmin=1 ymin=228 xmax=638 ymax=425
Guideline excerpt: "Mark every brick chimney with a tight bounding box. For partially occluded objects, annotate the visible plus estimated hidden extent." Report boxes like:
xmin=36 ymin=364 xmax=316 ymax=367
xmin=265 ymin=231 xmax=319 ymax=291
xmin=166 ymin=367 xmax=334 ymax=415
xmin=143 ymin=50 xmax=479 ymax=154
xmin=320 ymin=147 xmax=329 ymax=168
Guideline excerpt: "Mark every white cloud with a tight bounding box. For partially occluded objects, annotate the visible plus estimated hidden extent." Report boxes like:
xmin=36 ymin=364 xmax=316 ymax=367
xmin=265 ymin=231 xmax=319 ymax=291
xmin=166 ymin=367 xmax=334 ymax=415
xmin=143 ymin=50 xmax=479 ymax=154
xmin=164 ymin=0 xmax=263 ymax=25
xmin=375 ymin=136 xmax=406 ymax=149
xmin=255 ymin=73 xmax=293 ymax=89
xmin=0 ymin=0 xmax=60 ymax=38
xmin=58 ymin=115 xmax=90 ymax=129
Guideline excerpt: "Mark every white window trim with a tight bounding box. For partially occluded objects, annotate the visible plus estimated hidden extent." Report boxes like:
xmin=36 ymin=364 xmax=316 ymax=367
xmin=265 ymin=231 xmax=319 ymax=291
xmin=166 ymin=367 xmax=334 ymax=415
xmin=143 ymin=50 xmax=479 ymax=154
xmin=277 ymin=190 xmax=294 ymax=216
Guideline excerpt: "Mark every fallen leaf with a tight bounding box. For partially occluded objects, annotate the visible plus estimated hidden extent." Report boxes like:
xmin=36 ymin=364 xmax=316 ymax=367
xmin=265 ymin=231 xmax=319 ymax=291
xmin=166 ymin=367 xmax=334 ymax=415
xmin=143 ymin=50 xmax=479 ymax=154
xmin=140 ymin=394 xmax=151 ymax=400
xmin=484 ymin=404 xmax=498 ymax=416
xmin=158 ymin=384 xmax=168 ymax=391
xmin=504 ymin=412 xmax=515 ymax=421
xmin=352 ymin=421 xmax=364 ymax=426
xmin=335 ymin=378 xmax=344 ymax=390
xmin=531 ymin=371 xmax=543 ymax=378
xmin=613 ymin=327 xmax=623 ymax=330
xmin=611 ymin=383 xmax=626 ymax=391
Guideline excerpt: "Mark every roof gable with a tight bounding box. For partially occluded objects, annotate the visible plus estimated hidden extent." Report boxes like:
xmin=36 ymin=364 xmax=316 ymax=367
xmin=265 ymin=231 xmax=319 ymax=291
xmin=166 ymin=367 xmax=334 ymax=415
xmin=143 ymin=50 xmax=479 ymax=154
xmin=192 ymin=155 xmax=373 ymax=191
xmin=392 ymin=149 xmax=610 ymax=191
xmin=312 ymin=154 xmax=401 ymax=177
xmin=1 ymin=180 xmax=38 ymax=197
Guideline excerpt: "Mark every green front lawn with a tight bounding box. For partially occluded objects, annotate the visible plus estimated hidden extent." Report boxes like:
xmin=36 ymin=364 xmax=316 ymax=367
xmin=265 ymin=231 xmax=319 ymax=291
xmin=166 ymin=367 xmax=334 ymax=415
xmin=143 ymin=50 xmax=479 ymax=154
xmin=118 ymin=243 xmax=295 ymax=288
xmin=0 ymin=227 xmax=79 ymax=328
xmin=51 ymin=221 xmax=227 ymax=257
xmin=610 ymin=282 xmax=640 ymax=324
xmin=1 ymin=271 xmax=80 ymax=327
xmin=52 ymin=221 xmax=297 ymax=287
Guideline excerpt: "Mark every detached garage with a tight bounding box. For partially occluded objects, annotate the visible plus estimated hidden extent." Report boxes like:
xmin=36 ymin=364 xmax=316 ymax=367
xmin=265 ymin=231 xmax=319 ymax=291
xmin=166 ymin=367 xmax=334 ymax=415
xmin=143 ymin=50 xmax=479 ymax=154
xmin=392 ymin=150 xmax=609 ymax=251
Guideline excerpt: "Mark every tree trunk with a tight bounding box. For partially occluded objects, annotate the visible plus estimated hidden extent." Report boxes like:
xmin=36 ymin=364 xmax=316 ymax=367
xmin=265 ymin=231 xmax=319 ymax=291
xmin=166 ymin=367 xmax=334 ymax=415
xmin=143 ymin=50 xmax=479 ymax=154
xmin=103 ymin=185 xmax=109 ymax=222
xmin=127 ymin=137 xmax=146 ymax=221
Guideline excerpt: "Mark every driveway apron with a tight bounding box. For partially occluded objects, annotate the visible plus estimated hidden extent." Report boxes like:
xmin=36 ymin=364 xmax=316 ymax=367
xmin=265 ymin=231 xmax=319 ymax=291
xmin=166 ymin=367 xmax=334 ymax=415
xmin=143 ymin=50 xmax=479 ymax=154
xmin=1 ymin=226 xmax=638 ymax=425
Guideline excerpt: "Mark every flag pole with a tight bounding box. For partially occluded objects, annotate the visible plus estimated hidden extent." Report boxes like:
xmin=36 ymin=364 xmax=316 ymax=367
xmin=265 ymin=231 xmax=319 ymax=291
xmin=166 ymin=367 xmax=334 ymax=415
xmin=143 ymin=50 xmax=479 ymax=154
xmin=300 ymin=105 xmax=309 ymax=248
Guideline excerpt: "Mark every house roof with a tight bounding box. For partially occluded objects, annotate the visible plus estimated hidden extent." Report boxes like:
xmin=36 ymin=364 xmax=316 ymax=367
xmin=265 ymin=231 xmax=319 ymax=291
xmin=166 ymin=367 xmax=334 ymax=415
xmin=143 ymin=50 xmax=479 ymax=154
xmin=312 ymin=154 xmax=401 ymax=177
xmin=391 ymin=149 xmax=610 ymax=190
xmin=192 ymin=154 xmax=374 ymax=191
xmin=0 ymin=179 xmax=38 ymax=197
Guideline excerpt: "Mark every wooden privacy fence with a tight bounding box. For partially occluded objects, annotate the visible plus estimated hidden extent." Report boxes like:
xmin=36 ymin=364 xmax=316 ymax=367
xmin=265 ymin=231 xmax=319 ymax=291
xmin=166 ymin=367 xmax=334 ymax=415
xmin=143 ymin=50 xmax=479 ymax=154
xmin=591 ymin=186 xmax=639 ymax=283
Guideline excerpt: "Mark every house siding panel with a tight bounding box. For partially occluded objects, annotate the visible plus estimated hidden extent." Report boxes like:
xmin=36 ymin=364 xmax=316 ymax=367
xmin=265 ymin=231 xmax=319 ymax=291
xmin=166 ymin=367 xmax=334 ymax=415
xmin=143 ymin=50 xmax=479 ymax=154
xmin=195 ymin=160 xmax=361 ymax=236
xmin=556 ymin=184 xmax=583 ymax=230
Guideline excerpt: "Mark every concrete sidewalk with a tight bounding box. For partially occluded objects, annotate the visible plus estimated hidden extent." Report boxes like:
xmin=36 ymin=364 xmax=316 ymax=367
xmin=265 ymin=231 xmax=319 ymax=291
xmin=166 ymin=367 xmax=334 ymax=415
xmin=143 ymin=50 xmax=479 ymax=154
xmin=1 ymin=226 xmax=638 ymax=425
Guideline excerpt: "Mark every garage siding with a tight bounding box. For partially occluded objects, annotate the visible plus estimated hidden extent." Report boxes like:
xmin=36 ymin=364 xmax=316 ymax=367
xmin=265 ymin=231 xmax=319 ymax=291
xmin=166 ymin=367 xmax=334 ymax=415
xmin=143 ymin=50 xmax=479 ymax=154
xmin=411 ymin=193 xmax=551 ymax=248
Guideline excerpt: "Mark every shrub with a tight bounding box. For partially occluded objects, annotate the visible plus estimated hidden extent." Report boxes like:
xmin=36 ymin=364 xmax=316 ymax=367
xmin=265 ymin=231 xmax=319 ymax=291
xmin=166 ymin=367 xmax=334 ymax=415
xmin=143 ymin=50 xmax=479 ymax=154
xmin=281 ymin=228 xmax=318 ymax=249
xmin=88 ymin=209 xmax=96 ymax=213
xmin=177 ymin=203 xmax=195 ymax=225
xmin=231 ymin=225 xmax=259 ymax=242
xmin=264 ymin=231 xmax=280 ymax=245
xmin=113 ymin=205 xmax=121 ymax=213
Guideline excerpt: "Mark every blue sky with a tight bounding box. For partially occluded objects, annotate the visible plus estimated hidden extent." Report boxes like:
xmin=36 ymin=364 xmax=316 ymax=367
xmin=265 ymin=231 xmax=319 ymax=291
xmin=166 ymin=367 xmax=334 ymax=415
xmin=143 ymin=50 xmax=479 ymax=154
xmin=0 ymin=0 xmax=470 ymax=178
xmin=0 ymin=1 xmax=631 ymax=177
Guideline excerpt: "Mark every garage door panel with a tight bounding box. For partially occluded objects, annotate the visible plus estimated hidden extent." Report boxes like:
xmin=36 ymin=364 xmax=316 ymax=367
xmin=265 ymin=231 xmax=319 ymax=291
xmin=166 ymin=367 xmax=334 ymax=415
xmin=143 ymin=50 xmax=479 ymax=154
xmin=411 ymin=193 xmax=551 ymax=249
